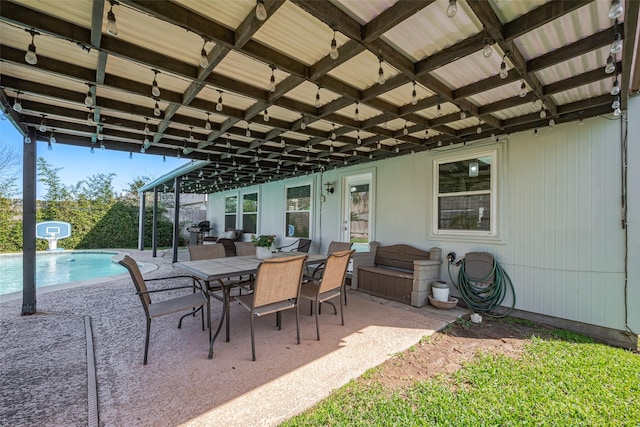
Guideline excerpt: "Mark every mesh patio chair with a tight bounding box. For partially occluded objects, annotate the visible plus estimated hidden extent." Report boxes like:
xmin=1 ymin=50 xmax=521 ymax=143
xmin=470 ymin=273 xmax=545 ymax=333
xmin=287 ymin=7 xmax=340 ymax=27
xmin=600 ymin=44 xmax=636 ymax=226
xmin=234 ymin=241 xmax=257 ymax=256
xmin=276 ymin=238 xmax=311 ymax=253
xmin=119 ymin=255 xmax=211 ymax=365
xmin=307 ymin=241 xmax=353 ymax=304
xmin=300 ymin=249 xmax=354 ymax=340
xmin=235 ymin=254 xmax=307 ymax=361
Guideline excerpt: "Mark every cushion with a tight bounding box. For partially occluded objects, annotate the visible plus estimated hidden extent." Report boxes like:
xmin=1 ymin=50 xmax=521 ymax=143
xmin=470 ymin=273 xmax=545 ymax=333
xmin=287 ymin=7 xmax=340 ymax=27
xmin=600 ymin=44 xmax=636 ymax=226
xmin=217 ymin=231 xmax=234 ymax=241
xmin=358 ymin=265 xmax=413 ymax=279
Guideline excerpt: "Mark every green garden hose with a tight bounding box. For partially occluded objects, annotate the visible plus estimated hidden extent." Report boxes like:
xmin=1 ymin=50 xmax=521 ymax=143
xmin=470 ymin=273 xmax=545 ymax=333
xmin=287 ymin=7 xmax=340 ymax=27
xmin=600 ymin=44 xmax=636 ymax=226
xmin=448 ymin=256 xmax=515 ymax=318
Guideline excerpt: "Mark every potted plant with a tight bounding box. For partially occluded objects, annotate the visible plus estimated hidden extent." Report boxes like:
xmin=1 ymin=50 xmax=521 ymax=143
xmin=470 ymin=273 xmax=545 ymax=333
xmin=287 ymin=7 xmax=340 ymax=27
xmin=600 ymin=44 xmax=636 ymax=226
xmin=251 ymin=234 xmax=276 ymax=259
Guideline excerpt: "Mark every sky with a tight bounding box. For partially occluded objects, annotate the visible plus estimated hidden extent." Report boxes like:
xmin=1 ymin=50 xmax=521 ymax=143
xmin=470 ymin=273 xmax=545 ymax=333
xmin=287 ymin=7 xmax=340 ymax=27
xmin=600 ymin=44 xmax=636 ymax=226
xmin=1 ymin=119 xmax=190 ymax=198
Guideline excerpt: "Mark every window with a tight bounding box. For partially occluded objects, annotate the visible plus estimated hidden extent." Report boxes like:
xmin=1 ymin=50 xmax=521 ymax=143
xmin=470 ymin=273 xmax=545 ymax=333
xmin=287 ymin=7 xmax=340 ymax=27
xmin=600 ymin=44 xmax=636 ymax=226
xmin=285 ymin=185 xmax=311 ymax=238
xmin=242 ymin=192 xmax=258 ymax=234
xmin=224 ymin=195 xmax=237 ymax=230
xmin=434 ymin=150 xmax=496 ymax=235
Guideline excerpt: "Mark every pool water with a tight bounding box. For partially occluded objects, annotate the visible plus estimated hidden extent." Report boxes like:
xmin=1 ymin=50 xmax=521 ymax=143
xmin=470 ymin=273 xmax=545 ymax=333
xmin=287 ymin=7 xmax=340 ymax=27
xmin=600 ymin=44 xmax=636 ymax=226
xmin=0 ymin=251 xmax=128 ymax=295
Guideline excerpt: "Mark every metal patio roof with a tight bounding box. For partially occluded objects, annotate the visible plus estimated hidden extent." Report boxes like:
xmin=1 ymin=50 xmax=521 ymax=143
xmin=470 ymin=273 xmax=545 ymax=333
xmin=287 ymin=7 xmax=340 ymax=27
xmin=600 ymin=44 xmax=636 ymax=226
xmin=1 ymin=0 xmax=638 ymax=194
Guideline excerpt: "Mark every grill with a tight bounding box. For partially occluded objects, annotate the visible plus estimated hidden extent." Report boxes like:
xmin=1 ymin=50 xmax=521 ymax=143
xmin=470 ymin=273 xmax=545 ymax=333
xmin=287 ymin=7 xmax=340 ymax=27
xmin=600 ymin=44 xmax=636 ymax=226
xmin=187 ymin=221 xmax=211 ymax=245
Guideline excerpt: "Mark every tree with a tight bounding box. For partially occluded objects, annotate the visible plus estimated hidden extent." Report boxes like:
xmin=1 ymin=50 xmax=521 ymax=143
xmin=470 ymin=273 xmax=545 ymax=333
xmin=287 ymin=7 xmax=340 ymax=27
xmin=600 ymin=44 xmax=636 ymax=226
xmin=0 ymin=143 xmax=19 ymax=198
xmin=37 ymin=157 xmax=71 ymax=201
xmin=73 ymin=173 xmax=116 ymax=202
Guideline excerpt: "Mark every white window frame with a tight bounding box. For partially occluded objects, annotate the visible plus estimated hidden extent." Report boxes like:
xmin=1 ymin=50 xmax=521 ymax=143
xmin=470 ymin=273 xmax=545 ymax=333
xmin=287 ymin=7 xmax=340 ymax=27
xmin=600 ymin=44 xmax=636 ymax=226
xmin=241 ymin=191 xmax=259 ymax=234
xmin=224 ymin=194 xmax=238 ymax=230
xmin=284 ymin=183 xmax=312 ymax=239
xmin=432 ymin=148 xmax=500 ymax=240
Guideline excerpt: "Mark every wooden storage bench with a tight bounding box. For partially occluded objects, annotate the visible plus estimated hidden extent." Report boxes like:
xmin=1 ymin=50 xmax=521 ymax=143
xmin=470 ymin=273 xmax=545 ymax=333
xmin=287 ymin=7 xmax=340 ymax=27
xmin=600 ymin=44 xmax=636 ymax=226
xmin=355 ymin=243 xmax=442 ymax=307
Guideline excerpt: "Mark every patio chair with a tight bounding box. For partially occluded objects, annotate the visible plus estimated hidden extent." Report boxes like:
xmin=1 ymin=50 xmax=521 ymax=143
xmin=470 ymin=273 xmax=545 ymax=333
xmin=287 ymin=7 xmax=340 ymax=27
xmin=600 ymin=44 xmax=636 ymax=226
xmin=119 ymin=255 xmax=211 ymax=365
xmin=300 ymin=249 xmax=354 ymax=340
xmin=276 ymin=238 xmax=311 ymax=253
xmin=306 ymin=241 xmax=353 ymax=305
xmin=236 ymin=254 xmax=307 ymax=361
xmin=234 ymin=241 xmax=257 ymax=256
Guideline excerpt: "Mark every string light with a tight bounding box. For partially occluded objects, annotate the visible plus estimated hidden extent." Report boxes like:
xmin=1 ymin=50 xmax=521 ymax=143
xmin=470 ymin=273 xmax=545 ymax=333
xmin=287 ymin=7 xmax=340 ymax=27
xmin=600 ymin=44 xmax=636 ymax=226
xmin=188 ymin=126 xmax=195 ymax=142
xmin=263 ymin=108 xmax=269 ymax=122
xmin=24 ymin=29 xmax=38 ymax=65
xmin=24 ymin=134 xmax=32 ymax=144
xmin=246 ymin=122 xmax=251 ymax=137
xmin=476 ymin=118 xmax=482 ymax=134
xmin=447 ymin=0 xmax=457 ymax=18
xmin=84 ymin=85 xmax=93 ymax=107
xmin=460 ymin=110 xmax=467 ymax=120
xmin=268 ymin=66 xmax=276 ymax=92
xmin=610 ymin=19 xmax=622 ymax=54
xmin=47 ymin=141 xmax=53 ymax=150
xmin=129 ymin=152 xmax=133 ymax=159
xmin=482 ymin=38 xmax=492 ymax=57
xmin=255 ymin=0 xmax=267 ymax=21
xmin=436 ymin=102 xmax=442 ymax=117
xmin=87 ymin=109 xmax=95 ymax=126
xmin=314 ymin=85 xmax=321 ymax=108
xmin=13 ymin=93 xmax=22 ymax=112
xmin=377 ymin=57 xmax=385 ymax=85
xmin=356 ymin=129 xmax=361 ymax=144
xmin=519 ymin=81 xmax=527 ymax=98
xmin=548 ymin=118 xmax=555 ymax=128
xmin=608 ymin=0 xmax=623 ymax=19
xmin=329 ymin=30 xmax=339 ymax=60
xmin=49 ymin=130 xmax=56 ymax=144
xmin=331 ymin=123 xmax=336 ymax=140
xmin=205 ymin=113 xmax=212 ymax=130
xmin=403 ymin=121 xmax=409 ymax=135
xmin=153 ymin=100 xmax=161 ymax=117
xmin=151 ymin=69 xmax=160 ymax=97
xmin=39 ymin=115 xmax=47 ymax=132
xmin=199 ymin=40 xmax=209 ymax=68
xmin=354 ymin=102 xmax=360 ymax=121
xmin=605 ymin=54 xmax=616 ymax=74
xmin=106 ymin=1 xmax=118 ymax=36
xmin=216 ymin=91 xmax=223 ymax=112
xmin=499 ymin=53 xmax=509 ymax=79
xmin=300 ymin=115 xmax=306 ymax=130
xmin=411 ymin=82 xmax=418 ymax=105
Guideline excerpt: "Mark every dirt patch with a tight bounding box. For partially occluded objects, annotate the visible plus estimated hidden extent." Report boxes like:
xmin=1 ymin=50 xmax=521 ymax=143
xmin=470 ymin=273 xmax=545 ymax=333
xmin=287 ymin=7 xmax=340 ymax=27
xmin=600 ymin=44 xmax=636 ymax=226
xmin=373 ymin=314 xmax=561 ymax=390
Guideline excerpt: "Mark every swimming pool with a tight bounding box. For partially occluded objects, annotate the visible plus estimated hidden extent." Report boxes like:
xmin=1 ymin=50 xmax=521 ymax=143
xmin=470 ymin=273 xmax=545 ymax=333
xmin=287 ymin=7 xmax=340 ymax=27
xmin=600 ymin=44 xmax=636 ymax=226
xmin=0 ymin=251 xmax=142 ymax=297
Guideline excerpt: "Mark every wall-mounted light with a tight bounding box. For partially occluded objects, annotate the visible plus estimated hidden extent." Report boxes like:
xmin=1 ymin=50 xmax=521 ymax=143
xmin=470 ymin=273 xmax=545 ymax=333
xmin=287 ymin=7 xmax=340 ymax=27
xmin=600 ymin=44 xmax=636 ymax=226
xmin=324 ymin=182 xmax=334 ymax=194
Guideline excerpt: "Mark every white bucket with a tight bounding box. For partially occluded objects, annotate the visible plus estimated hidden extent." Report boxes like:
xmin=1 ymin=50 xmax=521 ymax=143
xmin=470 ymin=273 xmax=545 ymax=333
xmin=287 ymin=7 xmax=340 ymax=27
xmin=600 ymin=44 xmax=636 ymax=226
xmin=432 ymin=281 xmax=449 ymax=302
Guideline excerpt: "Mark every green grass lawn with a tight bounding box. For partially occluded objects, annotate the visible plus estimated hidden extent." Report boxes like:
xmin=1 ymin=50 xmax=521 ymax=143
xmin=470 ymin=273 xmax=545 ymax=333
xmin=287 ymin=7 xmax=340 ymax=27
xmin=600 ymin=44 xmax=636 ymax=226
xmin=282 ymin=330 xmax=639 ymax=426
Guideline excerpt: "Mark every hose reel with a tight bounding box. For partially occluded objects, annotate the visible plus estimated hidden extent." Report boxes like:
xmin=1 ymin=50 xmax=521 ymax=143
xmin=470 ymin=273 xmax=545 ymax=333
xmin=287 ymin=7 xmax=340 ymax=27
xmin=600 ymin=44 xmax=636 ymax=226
xmin=448 ymin=251 xmax=515 ymax=318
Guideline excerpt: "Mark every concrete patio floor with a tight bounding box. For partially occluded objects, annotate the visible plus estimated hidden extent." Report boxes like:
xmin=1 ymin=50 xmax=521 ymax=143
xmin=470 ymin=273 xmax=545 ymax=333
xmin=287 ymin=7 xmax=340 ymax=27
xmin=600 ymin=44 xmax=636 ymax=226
xmin=0 ymin=249 xmax=464 ymax=426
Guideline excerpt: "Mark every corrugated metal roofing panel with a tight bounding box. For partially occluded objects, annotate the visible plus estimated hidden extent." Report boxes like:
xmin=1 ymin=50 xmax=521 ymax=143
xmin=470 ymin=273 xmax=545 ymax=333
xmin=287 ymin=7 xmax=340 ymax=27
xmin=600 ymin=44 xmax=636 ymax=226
xmin=331 ymin=0 xmax=398 ymax=25
xmin=196 ymin=85 xmax=257 ymax=111
xmin=284 ymin=82 xmax=342 ymax=108
xmin=15 ymin=0 xmax=92 ymax=28
xmin=431 ymin=49 xmax=504 ymax=89
xmin=213 ymin=50 xmax=274 ymax=90
xmin=173 ymin=0 xmax=255 ymax=29
xmin=534 ymin=47 xmax=611 ymax=86
xmin=489 ymin=0 xmax=549 ymax=23
xmin=105 ymin=55 xmax=191 ymax=94
xmin=377 ymin=81 xmax=435 ymax=107
xmin=1 ymin=62 xmax=86 ymax=94
xmin=468 ymin=80 xmax=525 ymax=107
xmin=328 ymin=51 xmax=398 ymax=90
xmin=333 ymin=100 xmax=382 ymax=122
xmin=551 ymin=81 xmax=610 ymax=106
xmin=381 ymin=0 xmax=483 ymax=61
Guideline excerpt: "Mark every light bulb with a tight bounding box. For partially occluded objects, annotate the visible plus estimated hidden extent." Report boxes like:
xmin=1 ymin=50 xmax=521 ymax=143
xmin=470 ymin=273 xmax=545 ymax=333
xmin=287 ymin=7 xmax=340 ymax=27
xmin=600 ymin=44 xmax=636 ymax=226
xmin=611 ymin=79 xmax=620 ymax=96
xmin=605 ymin=55 xmax=616 ymax=74
xmin=477 ymin=125 xmax=482 ymax=134
xmin=534 ymin=128 xmax=538 ymax=137
xmin=411 ymin=89 xmax=418 ymax=105
xmin=205 ymin=118 xmax=211 ymax=130
xmin=97 ymin=132 xmax=104 ymax=141
xmin=144 ymin=136 xmax=150 ymax=148
xmin=246 ymin=126 xmax=251 ymax=137
xmin=87 ymin=113 xmax=95 ymax=125
xmin=436 ymin=103 xmax=442 ymax=117
xmin=25 ymin=43 xmax=37 ymax=65
xmin=216 ymin=95 xmax=223 ymax=112
xmin=200 ymin=48 xmax=208 ymax=68
xmin=329 ymin=34 xmax=339 ymax=60
xmin=611 ymin=33 xmax=622 ymax=54
xmin=269 ymin=72 xmax=276 ymax=92
xmin=144 ymin=123 xmax=150 ymax=134
xmin=578 ymin=118 xmax=584 ymax=126
xmin=300 ymin=118 xmax=306 ymax=130
xmin=540 ymin=109 xmax=547 ymax=119
xmin=13 ymin=98 xmax=22 ymax=112
xmin=47 ymin=141 xmax=53 ymax=150
xmin=163 ymin=155 xmax=166 ymax=162
xmin=482 ymin=39 xmax=492 ymax=57
xmin=24 ymin=135 xmax=32 ymax=144
xmin=354 ymin=105 xmax=360 ymax=121
xmin=403 ymin=125 xmax=408 ymax=135
xmin=314 ymin=89 xmax=321 ymax=108
xmin=39 ymin=120 xmax=46 ymax=133
xmin=107 ymin=7 xmax=118 ymax=36
xmin=84 ymin=91 xmax=93 ymax=107
xmin=447 ymin=0 xmax=457 ymax=18
xmin=154 ymin=101 xmax=161 ymax=117
xmin=140 ymin=147 xmax=146 ymax=153
xmin=460 ymin=110 xmax=467 ymax=120
xmin=151 ymin=79 xmax=160 ymax=97
xmin=608 ymin=0 xmax=623 ymax=19
xmin=50 ymin=133 xmax=56 ymax=144
xmin=499 ymin=61 xmax=508 ymax=79
xmin=263 ymin=109 xmax=269 ymax=122
xmin=378 ymin=66 xmax=385 ymax=85
xmin=614 ymin=107 xmax=621 ymax=116
xmin=612 ymin=96 xmax=620 ymax=109
xmin=519 ymin=82 xmax=527 ymax=98
xmin=549 ymin=118 xmax=555 ymax=127
xmin=255 ymin=0 xmax=267 ymax=21
xmin=129 ymin=152 xmax=133 ymax=159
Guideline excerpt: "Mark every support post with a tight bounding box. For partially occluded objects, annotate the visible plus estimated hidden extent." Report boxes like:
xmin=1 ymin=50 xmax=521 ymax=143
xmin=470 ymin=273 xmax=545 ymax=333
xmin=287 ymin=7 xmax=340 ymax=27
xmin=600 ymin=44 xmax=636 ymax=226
xmin=137 ymin=191 xmax=146 ymax=251
xmin=152 ymin=186 xmax=158 ymax=258
xmin=172 ymin=176 xmax=181 ymax=263
xmin=22 ymin=129 xmax=37 ymax=315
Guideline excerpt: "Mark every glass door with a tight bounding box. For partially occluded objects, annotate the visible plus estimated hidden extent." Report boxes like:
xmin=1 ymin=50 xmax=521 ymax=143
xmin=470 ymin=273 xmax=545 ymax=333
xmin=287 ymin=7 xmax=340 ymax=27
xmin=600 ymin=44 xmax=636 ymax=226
xmin=342 ymin=172 xmax=373 ymax=250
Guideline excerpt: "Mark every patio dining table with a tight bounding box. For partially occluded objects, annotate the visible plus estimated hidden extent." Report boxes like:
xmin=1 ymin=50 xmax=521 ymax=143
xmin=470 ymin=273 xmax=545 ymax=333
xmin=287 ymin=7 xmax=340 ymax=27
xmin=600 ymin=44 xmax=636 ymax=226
xmin=175 ymin=251 xmax=327 ymax=358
